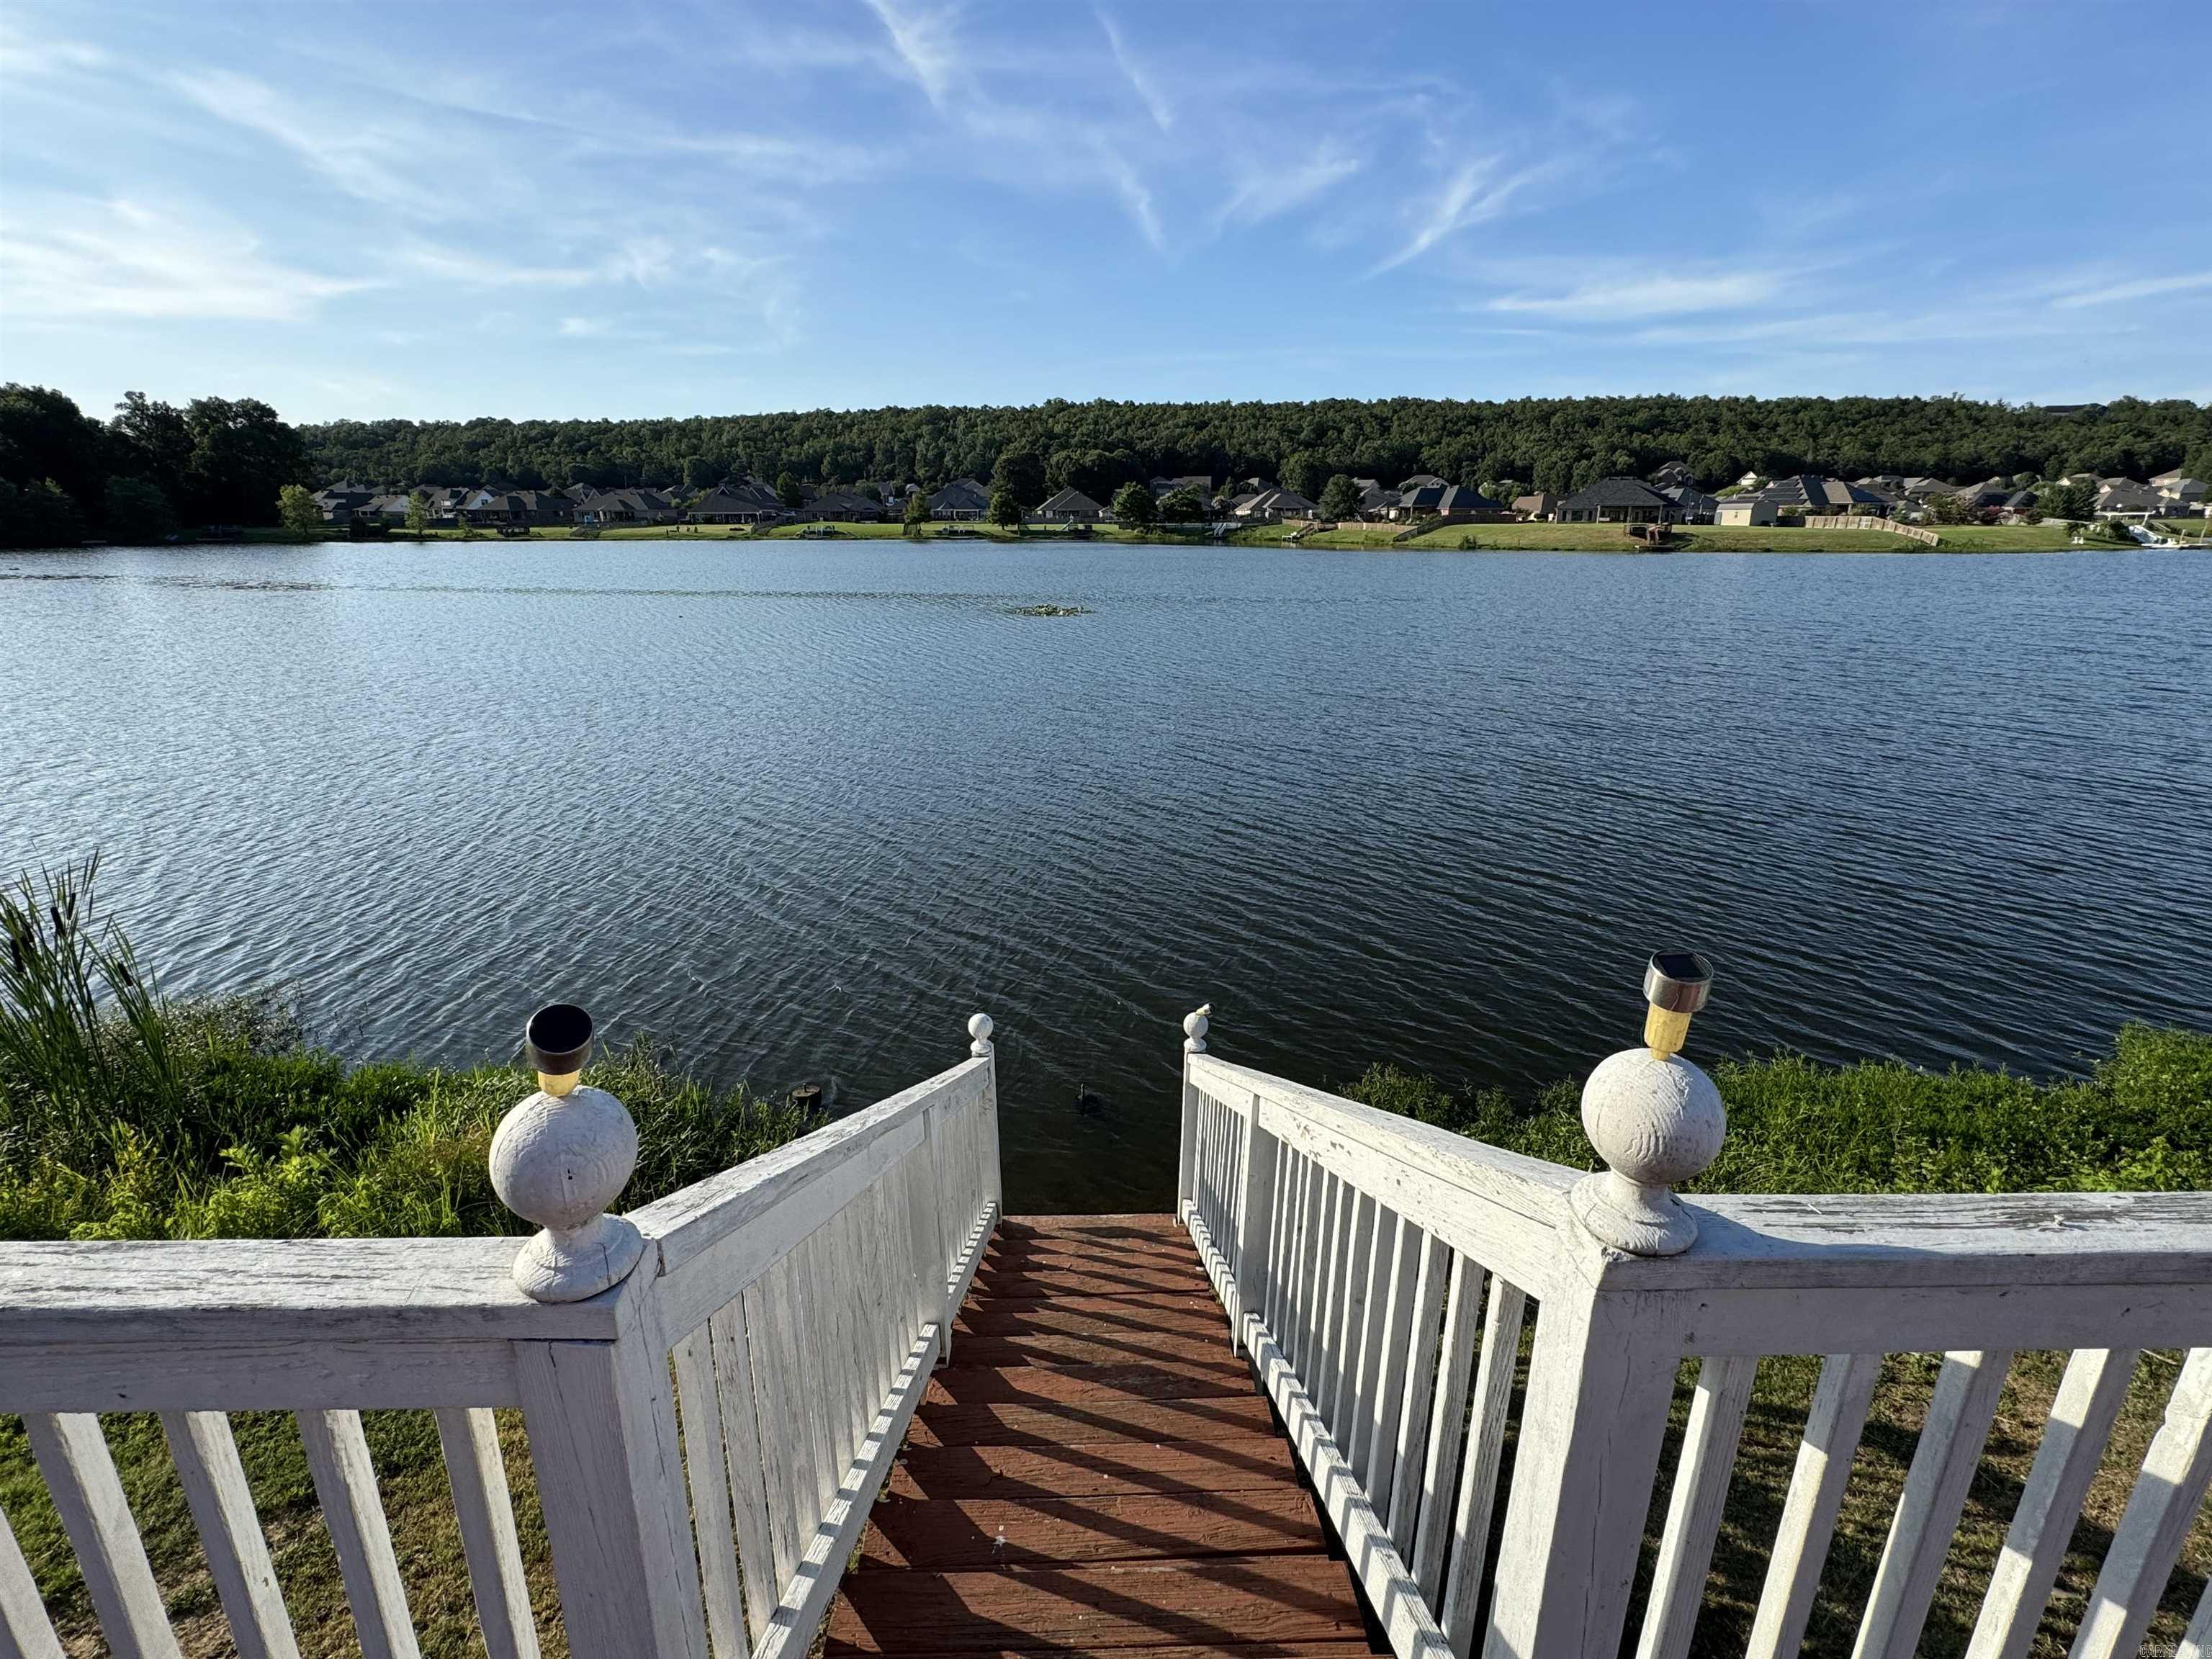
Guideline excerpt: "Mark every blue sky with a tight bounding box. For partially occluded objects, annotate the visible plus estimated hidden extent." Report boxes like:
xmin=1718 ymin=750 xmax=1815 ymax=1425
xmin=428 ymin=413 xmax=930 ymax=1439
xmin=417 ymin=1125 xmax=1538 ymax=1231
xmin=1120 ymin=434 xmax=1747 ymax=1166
xmin=3 ymin=0 xmax=2207 ymax=423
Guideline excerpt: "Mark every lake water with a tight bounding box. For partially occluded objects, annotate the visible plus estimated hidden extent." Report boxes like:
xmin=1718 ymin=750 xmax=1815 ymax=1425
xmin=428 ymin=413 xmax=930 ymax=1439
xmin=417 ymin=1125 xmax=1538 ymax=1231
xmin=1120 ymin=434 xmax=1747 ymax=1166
xmin=5 ymin=540 xmax=2208 ymax=1210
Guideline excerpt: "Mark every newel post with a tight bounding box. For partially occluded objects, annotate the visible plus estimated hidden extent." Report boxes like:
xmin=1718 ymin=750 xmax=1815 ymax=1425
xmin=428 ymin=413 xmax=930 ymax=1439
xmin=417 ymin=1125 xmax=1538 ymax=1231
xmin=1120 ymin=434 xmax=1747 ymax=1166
xmin=495 ymin=1005 xmax=706 ymax=1659
xmin=970 ymin=1012 xmax=1003 ymax=1217
xmin=1175 ymin=1004 xmax=1210 ymax=1220
xmin=1570 ymin=952 xmax=1725 ymax=1257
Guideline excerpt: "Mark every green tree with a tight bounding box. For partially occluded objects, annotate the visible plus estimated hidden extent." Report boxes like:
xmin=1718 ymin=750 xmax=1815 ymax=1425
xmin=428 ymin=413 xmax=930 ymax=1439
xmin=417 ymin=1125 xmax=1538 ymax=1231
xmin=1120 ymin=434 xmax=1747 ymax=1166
xmin=181 ymin=397 xmax=307 ymax=525
xmin=1156 ymin=485 xmax=1208 ymax=521
xmin=775 ymin=470 xmax=804 ymax=509
xmin=109 ymin=392 xmax=194 ymax=505
xmin=276 ymin=484 xmax=322 ymax=536
xmin=2044 ymin=480 xmax=2095 ymax=521
xmin=405 ymin=490 xmax=433 ymax=535
xmin=1317 ymin=475 xmax=1361 ymax=521
xmin=904 ymin=486 xmax=930 ymax=529
xmin=988 ymin=487 xmax=1023 ymax=531
xmin=0 ymin=477 xmax=88 ymax=548
xmin=1110 ymin=481 xmax=1156 ymax=529
xmin=992 ymin=448 xmax=1045 ymax=506
xmin=1280 ymin=450 xmax=1330 ymax=501
xmin=681 ymin=455 xmax=719 ymax=490
xmin=102 ymin=477 xmax=176 ymax=543
xmin=858 ymin=481 xmax=883 ymax=503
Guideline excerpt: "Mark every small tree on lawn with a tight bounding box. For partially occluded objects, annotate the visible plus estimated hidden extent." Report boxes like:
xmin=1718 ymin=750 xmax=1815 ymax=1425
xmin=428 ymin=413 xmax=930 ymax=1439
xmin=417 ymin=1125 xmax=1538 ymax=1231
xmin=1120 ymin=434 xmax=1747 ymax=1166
xmin=277 ymin=484 xmax=321 ymax=537
xmin=1317 ymin=475 xmax=1360 ymax=521
xmin=989 ymin=487 xmax=1024 ymax=531
xmin=775 ymin=471 xmax=804 ymax=509
xmin=405 ymin=490 xmax=433 ymax=535
xmin=1110 ymin=481 xmax=1156 ymax=529
xmin=904 ymin=485 xmax=931 ymax=531
xmin=1157 ymin=485 xmax=1207 ymax=521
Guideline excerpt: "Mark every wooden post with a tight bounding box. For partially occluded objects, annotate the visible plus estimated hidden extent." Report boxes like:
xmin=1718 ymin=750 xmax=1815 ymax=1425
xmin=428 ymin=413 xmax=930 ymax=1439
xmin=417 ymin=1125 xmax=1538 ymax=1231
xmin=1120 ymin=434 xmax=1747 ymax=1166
xmin=1230 ymin=1094 xmax=1276 ymax=1356
xmin=1481 ymin=1288 xmax=1685 ymax=1659
xmin=1175 ymin=1005 xmax=1208 ymax=1219
xmin=517 ymin=1326 xmax=709 ymax=1659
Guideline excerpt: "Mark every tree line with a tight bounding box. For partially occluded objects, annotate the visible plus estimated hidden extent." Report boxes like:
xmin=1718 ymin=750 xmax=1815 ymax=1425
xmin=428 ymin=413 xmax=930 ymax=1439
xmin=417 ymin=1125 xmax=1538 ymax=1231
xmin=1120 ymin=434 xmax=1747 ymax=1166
xmin=299 ymin=394 xmax=2210 ymax=505
xmin=5 ymin=382 xmax=2206 ymax=547
xmin=0 ymin=385 xmax=307 ymax=547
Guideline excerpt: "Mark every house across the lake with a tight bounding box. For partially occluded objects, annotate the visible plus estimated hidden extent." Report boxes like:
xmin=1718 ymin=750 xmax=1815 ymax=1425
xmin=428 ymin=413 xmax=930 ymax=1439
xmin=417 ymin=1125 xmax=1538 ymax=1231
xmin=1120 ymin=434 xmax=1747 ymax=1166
xmin=1557 ymin=477 xmax=1671 ymax=525
xmin=929 ymin=478 xmax=991 ymax=521
xmin=1034 ymin=487 xmax=1106 ymax=523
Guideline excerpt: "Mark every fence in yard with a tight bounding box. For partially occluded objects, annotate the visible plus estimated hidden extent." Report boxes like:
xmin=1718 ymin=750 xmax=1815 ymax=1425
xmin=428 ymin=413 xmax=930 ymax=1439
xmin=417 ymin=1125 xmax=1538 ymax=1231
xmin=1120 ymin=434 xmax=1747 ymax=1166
xmin=1802 ymin=515 xmax=1943 ymax=544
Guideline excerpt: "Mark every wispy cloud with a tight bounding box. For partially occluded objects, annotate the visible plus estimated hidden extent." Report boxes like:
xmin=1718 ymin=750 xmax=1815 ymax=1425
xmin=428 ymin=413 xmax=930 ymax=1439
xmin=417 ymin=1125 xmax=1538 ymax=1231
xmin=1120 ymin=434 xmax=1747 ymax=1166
xmin=0 ymin=195 xmax=369 ymax=320
xmin=1373 ymin=156 xmax=1553 ymax=274
xmin=1094 ymin=138 xmax=1166 ymax=251
xmin=2051 ymin=269 xmax=2212 ymax=308
xmin=863 ymin=0 xmax=958 ymax=109
xmin=1098 ymin=9 xmax=1172 ymax=132
xmin=168 ymin=68 xmax=449 ymax=213
xmin=1215 ymin=141 xmax=1362 ymax=230
xmin=1485 ymin=270 xmax=1789 ymax=320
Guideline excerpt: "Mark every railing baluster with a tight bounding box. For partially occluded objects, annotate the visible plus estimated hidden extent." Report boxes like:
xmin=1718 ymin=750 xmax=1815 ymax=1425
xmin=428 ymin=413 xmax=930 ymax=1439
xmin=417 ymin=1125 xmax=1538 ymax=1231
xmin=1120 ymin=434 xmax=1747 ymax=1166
xmin=673 ymin=1331 xmax=750 ymax=1659
xmin=1442 ymin=1277 xmax=1526 ymax=1656
xmin=742 ymin=1269 xmax=805 ymax=1601
xmin=1632 ymin=1355 xmax=1759 ymax=1659
xmin=433 ymin=1408 xmax=540 ymax=1659
xmin=1353 ymin=1210 xmax=1409 ymax=1483
xmin=1312 ymin=1174 xmax=1347 ymax=1420
xmin=0 ymin=1495 xmax=65 ymax=1659
xmin=161 ymin=1410 xmax=302 ymax=1659
xmin=1386 ymin=1231 xmax=1452 ymax=1548
xmin=23 ymin=1413 xmax=181 ymax=1659
xmin=1326 ymin=1185 xmax=1372 ymax=1437
xmin=297 ymin=1409 xmax=422 ymax=1659
xmin=1232 ymin=1101 xmax=1277 ymax=1355
xmin=1412 ymin=1254 xmax=1483 ymax=1601
xmin=2178 ymin=1574 xmax=2212 ymax=1659
xmin=1362 ymin=1215 xmax=1419 ymax=1511
xmin=1745 ymin=1352 xmax=1885 ymax=1659
xmin=1965 ymin=1346 xmax=2136 ymax=1659
xmin=2068 ymin=1346 xmax=2212 ymax=1659
xmin=710 ymin=1299 xmax=780 ymax=1644
xmin=1480 ymin=1291 xmax=1682 ymax=1659
xmin=1851 ymin=1349 xmax=2015 ymax=1659
xmin=1296 ymin=1157 xmax=1326 ymax=1375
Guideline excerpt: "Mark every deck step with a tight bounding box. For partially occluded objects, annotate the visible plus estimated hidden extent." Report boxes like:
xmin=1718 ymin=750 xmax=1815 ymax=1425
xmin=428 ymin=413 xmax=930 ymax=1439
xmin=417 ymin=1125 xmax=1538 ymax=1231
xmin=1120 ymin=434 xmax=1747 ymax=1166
xmin=832 ymin=1215 xmax=1380 ymax=1659
xmin=911 ymin=1395 xmax=1274 ymax=1449
xmin=858 ymin=1490 xmax=1328 ymax=1570
xmin=828 ymin=1556 xmax=1375 ymax=1653
xmin=890 ymin=1438 xmax=1296 ymax=1501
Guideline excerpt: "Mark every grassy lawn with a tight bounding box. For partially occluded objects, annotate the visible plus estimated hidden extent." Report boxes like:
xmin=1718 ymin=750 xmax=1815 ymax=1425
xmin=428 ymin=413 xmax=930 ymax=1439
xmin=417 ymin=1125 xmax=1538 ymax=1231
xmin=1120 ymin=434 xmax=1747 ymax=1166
xmin=1234 ymin=521 xmax=2086 ymax=554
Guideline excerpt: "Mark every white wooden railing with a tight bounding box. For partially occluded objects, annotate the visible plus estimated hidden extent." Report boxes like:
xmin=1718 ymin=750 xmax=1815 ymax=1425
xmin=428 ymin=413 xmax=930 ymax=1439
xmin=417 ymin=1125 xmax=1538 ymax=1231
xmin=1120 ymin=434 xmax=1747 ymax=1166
xmin=0 ymin=1012 xmax=1002 ymax=1659
xmin=1176 ymin=1004 xmax=2212 ymax=1659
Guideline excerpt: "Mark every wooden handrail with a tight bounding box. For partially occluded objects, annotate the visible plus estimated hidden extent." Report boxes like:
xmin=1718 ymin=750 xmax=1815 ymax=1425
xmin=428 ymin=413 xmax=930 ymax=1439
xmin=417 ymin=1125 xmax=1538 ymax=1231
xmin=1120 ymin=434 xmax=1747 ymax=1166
xmin=1176 ymin=1015 xmax=2212 ymax=1659
xmin=0 ymin=1021 xmax=1006 ymax=1659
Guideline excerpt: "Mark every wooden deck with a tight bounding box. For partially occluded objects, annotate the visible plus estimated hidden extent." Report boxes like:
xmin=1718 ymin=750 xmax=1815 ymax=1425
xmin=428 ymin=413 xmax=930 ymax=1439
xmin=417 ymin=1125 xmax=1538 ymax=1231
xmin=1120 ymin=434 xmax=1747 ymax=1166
xmin=828 ymin=1213 xmax=1382 ymax=1658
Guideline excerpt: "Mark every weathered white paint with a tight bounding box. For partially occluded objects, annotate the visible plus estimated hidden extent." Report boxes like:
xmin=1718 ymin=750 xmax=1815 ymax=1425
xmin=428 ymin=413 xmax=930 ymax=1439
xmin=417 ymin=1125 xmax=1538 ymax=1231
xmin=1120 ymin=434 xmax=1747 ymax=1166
xmin=707 ymin=1300 xmax=778 ymax=1644
xmin=1852 ymin=1350 xmax=2015 ymax=1659
xmin=1440 ymin=1277 xmax=1527 ymax=1658
xmin=2177 ymin=1574 xmax=2212 ymax=1659
xmin=1411 ymin=1253 xmax=1482 ymax=1603
xmin=1570 ymin=1047 xmax=1726 ymax=1256
xmin=490 ymin=1084 xmax=647 ymax=1303
xmin=1964 ymin=1346 xmax=2136 ymax=1659
xmin=516 ymin=1331 xmax=709 ymax=1659
xmin=1383 ymin=1232 xmax=1450 ymax=1549
xmin=0 ymin=1495 xmax=65 ymax=1659
xmin=432 ymin=1408 xmax=541 ymax=1659
xmin=2068 ymin=1347 xmax=2212 ymax=1659
xmin=1743 ymin=1352 xmax=1884 ymax=1659
xmin=297 ymin=1409 xmax=421 ymax=1659
xmin=161 ymin=1411 xmax=302 ymax=1659
xmin=1187 ymin=1207 xmax=1449 ymax=1659
xmin=1632 ymin=1355 xmax=1758 ymax=1659
xmin=24 ymin=1413 xmax=182 ymax=1659
xmin=673 ymin=1329 xmax=750 ymax=1659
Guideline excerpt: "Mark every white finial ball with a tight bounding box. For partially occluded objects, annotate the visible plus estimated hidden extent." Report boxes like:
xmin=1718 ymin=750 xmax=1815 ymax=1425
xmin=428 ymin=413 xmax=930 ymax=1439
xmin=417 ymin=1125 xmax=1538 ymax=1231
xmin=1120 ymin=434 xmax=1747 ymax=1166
xmin=1569 ymin=1048 xmax=1725 ymax=1256
xmin=490 ymin=1084 xmax=645 ymax=1300
xmin=1183 ymin=1004 xmax=1210 ymax=1053
xmin=969 ymin=1011 xmax=994 ymax=1056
